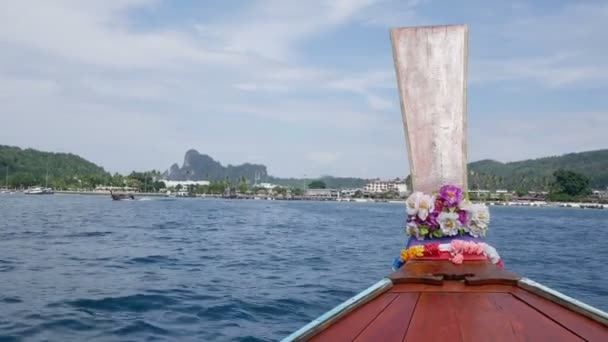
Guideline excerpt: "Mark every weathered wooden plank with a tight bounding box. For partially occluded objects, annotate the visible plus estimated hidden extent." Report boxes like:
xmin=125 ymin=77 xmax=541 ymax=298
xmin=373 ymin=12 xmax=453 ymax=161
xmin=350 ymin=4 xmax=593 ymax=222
xmin=354 ymin=293 xmax=418 ymax=342
xmin=403 ymin=293 xmax=464 ymax=341
xmin=390 ymin=25 xmax=468 ymax=193
xmin=388 ymin=282 xmax=514 ymax=293
xmin=512 ymin=288 xmax=608 ymax=342
xmin=388 ymin=260 xmax=520 ymax=285
xmin=404 ymin=292 xmax=583 ymax=341
xmin=310 ymin=293 xmax=398 ymax=342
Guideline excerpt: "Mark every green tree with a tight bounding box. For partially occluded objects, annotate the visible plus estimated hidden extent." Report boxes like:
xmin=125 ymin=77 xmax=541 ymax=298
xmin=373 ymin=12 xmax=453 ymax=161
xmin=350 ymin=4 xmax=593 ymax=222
xmin=273 ymin=186 xmax=287 ymax=196
xmin=308 ymin=180 xmax=326 ymax=189
xmin=550 ymin=169 xmax=591 ymax=198
xmin=208 ymin=181 xmax=225 ymax=194
xmin=237 ymin=176 xmax=248 ymax=194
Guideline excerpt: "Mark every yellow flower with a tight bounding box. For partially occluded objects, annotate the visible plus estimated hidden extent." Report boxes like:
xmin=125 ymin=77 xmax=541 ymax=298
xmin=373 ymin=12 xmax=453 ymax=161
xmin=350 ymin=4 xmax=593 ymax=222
xmin=400 ymin=248 xmax=409 ymax=262
xmin=400 ymin=246 xmax=424 ymax=262
xmin=408 ymin=245 xmax=424 ymax=258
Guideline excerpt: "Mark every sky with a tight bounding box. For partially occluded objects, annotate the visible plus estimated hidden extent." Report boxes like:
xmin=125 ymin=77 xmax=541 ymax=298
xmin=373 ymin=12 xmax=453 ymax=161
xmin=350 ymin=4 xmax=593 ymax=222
xmin=1 ymin=0 xmax=607 ymax=178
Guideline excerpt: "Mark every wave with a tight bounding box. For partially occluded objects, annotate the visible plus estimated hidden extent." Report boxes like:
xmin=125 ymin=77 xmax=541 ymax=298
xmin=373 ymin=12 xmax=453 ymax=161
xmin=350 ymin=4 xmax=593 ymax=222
xmin=67 ymin=294 xmax=178 ymax=313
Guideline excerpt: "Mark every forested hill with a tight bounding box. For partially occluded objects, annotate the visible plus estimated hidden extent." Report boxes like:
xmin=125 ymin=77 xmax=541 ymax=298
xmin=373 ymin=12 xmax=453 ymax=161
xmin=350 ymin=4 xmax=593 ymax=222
xmin=468 ymin=149 xmax=608 ymax=191
xmin=0 ymin=145 xmax=109 ymax=187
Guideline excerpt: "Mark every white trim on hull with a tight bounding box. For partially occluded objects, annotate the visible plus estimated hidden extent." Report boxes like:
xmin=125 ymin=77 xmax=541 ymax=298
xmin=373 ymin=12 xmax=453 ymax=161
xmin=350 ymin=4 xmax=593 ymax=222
xmin=281 ymin=279 xmax=393 ymax=342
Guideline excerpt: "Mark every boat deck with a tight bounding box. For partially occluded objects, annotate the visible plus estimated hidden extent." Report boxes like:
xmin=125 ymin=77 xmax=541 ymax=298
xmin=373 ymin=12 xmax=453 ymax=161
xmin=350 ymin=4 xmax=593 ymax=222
xmin=303 ymin=261 xmax=608 ymax=342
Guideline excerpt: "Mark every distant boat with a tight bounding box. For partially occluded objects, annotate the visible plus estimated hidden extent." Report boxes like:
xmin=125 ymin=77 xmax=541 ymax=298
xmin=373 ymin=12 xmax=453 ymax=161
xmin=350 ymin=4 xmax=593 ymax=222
xmin=1 ymin=166 xmax=13 ymax=194
xmin=110 ymin=191 xmax=135 ymax=201
xmin=24 ymin=187 xmax=54 ymax=195
xmin=24 ymin=163 xmax=54 ymax=195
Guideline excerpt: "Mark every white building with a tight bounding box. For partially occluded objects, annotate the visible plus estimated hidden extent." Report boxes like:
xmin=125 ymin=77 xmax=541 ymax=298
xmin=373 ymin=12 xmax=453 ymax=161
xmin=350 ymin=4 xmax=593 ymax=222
xmin=305 ymin=188 xmax=339 ymax=198
xmin=161 ymin=180 xmax=210 ymax=188
xmin=364 ymin=179 xmax=408 ymax=194
xmin=255 ymin=183 xmax=280 ymax=189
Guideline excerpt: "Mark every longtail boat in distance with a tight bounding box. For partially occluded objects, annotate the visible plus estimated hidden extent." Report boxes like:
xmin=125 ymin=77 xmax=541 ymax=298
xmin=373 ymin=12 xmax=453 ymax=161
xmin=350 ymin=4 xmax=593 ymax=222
xmin=282 ymin=25 xmax=608 ymax=342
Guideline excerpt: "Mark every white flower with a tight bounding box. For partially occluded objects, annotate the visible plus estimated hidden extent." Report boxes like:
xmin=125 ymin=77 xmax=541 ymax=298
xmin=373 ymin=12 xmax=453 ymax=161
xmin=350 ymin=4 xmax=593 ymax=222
xmin=466 ymin=204 xmax=490 ymax=237
xmin=438 ymin=211 xmax=461 ymax=236
xmin=482 ymin=243 xmax=500 ymax=264
xmin=406 ymin=222 xmax=424 ymax=240
xmin=458 ymin=199 xmax=472 ymax=211
xmin=405 ymin=192 xmax=422 ymax=216
xmin=417 ymin=194 xmax=435 ymax=221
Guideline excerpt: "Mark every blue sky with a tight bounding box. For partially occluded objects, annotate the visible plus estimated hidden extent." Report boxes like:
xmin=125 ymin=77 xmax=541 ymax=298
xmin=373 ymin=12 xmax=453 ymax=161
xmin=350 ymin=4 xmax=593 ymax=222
xmin=1 ymin=0 xmax=606 ymax=178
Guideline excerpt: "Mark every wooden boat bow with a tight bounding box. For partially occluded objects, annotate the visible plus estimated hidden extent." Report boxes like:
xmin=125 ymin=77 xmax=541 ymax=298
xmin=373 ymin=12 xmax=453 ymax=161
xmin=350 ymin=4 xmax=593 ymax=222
xmin=283 ymin=24 xmax=608 ymax=341
xmin=284 ymin=261 xmax=608 ymax=342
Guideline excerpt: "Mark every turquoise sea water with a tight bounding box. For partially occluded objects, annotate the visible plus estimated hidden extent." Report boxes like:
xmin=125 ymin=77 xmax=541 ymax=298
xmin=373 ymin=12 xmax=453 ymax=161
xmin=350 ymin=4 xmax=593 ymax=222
xmin=0 ymin=194 xmax=607 ymax=341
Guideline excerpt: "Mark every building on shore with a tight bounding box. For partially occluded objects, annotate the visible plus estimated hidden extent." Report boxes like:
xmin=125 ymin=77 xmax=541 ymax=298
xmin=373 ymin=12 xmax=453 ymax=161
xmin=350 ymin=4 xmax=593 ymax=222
xmin=305 ymin=188 xmax=339 ymax=199
xmin=364 ymin=179 xmax=408 ymax=195
xmin=340 ymin=188 xmax=362 ymax=197
xmin=161 ymin=180 xmax=210 ymax=188
xmin=254 ymin=182 xmax=280 ymax=190
xmin=95 ymin=185 xmax=138 ymax=192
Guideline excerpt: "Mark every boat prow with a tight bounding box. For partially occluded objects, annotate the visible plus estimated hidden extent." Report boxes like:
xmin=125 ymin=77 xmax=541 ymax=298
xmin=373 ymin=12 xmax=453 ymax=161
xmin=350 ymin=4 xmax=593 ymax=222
xmin=283 ymin=260 xmax=608 ymax=341
xmin=283 ymin=23 xmax=608 ymax=341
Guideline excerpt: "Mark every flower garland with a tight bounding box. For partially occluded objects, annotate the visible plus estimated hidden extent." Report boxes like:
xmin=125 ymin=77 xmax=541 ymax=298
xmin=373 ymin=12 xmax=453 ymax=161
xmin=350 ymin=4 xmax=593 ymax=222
xmin=405 ymin=184 xmax=490 ymax=240
xmin=392 ymin=240 xmax=502 ymax=269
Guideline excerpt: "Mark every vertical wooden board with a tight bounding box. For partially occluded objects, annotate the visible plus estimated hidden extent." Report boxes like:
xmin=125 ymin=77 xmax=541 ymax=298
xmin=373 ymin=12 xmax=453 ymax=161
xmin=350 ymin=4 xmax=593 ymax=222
xmin=404 ymin=293 xmax=583 ymax=342
xmin=482 ymin=293 xmax=582 ymax=341
xmin=512 ymin=288 xmax=608 ymax=342
xmin=403 ymin=292 xmax=466 ymax=341
xmin=390 ymin=25 xmax=468 ymax=193
xmin=354 ymin=293 xmax=419 ymax=342
xmin=310 ymin=293 xmax=398 ymax=342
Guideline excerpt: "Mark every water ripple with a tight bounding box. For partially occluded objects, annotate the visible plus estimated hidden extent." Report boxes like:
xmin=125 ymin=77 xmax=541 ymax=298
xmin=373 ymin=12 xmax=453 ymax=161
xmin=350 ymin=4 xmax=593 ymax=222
xmin=66 ymin=294 xmax=178 ymax=313
xmin=0 ymin=195 xmax=607 ymax=341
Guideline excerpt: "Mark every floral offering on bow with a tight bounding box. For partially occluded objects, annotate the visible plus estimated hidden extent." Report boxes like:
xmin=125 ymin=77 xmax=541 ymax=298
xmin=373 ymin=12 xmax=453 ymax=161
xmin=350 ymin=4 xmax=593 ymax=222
xmin=405 ymin=184 xmax=490 ymax=240
xmin=393 ymin=240 xmax=502 ymax=268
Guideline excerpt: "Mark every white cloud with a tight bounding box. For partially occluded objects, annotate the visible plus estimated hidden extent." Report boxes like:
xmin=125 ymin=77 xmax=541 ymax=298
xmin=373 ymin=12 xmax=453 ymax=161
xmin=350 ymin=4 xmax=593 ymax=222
xmin=469 ymin=112 xmax=608 ymax=162
xmin=1 ymin=0 xmax=606 ymax=179
xmin=196 ymin=0 xmax=379 ymax=61
xmin=471 ymin=2 xmax=608 ymax=88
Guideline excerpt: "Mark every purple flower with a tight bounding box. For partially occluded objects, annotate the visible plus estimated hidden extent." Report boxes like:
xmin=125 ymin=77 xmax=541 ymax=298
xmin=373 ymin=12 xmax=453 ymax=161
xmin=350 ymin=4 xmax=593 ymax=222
xmin=428 ymin=213 xmax=439 ymax=227
xmin=457 ymin=209 xmax=467 ymax=225
xmin=438 ymin=184 xmax=462 ymax=207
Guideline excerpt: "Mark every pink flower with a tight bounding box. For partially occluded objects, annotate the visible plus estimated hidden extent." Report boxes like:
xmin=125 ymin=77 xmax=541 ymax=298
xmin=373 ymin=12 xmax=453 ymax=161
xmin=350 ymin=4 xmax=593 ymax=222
xmin=450 ymin=240 xmax=465 ymax=252
xmin=472 ymin=244 xmax=485 ymax=255
xmin=450 ymin=253 xmax=464 ymax=264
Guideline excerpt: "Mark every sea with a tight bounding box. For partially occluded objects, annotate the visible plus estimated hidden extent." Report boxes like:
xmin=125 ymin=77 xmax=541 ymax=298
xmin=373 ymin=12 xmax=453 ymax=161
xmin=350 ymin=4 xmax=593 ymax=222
xmin=0 ymin=194 xmax=607 ymax=341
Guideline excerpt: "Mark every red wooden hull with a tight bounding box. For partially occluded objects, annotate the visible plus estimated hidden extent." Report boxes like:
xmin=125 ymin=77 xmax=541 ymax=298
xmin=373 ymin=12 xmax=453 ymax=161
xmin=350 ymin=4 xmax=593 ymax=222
xmin=287 ymin=260 xmax=608 ymax=342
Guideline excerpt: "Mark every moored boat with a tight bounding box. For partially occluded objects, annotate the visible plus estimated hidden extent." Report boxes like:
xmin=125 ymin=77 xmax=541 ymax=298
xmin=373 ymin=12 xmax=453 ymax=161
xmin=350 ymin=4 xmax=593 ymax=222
xmin=110 ymin=191 xmax=135 ymax=201
xmin=24 ymin=186 xmax=54 ymax=195
xmin=283 ymin=24 xmax=608 ymax=341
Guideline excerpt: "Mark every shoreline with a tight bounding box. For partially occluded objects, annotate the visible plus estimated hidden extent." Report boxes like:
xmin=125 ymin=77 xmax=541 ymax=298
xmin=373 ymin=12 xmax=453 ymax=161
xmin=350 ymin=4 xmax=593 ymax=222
xmin=3 ymin=190 xmax=605 ymax=209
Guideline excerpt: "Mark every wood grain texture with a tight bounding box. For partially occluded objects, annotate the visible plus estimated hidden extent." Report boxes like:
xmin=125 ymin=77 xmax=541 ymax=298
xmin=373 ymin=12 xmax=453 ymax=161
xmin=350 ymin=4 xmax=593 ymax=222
xmin=404 ymin=292 xmax=583 ymax=342
xmin=512 ymin=288 xmax=608 ymax=342
xmin=354 ymin=293 xmax=418 ymax=342
xmin=388 ymin=282 xmax=515 ymax=293
xmin=310 ymin=293 xmax=398 ymax=342
xmin=390 ymin=25 xmax=468 ymax=193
